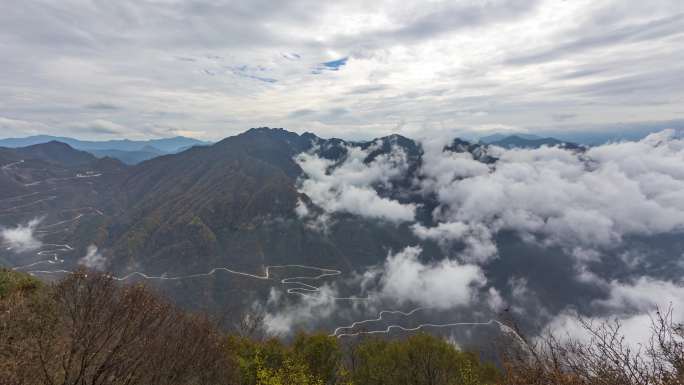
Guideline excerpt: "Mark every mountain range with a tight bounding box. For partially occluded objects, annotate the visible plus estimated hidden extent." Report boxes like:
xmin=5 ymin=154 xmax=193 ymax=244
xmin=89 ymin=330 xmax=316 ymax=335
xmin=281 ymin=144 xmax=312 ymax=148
xmin=479 ymin=133 xmax=581 ymax=149
xmin=0 ymin=128 xmax=587 ymax=294
xmin=1 ymin=127 xmax=679 ymax=338
xmin=0 ymin=133 xmax=579 ymax=165
xmin=0 ymin=128 xmax=497 ymax=310
xmin=0 ymin=135 xmax=210 ymax=164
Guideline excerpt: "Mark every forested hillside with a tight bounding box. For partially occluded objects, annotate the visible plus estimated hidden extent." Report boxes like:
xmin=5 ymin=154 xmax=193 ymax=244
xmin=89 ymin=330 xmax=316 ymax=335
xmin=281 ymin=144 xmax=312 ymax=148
xmin=2 ymin=127 xmax=684 ymax=351
xmin=2 ymin=269 xmax=682 ymax=385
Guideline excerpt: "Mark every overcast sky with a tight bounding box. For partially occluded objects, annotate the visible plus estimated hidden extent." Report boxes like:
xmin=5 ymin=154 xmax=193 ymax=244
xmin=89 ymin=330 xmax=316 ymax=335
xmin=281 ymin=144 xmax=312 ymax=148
xmin=1 ymin=0 xmax=683 ymax=141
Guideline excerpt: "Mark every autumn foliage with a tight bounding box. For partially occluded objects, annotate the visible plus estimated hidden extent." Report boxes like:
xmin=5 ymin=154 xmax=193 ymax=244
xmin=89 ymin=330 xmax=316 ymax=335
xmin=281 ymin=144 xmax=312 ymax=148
xmin=1 ymin=269 xmax=682 ymax=385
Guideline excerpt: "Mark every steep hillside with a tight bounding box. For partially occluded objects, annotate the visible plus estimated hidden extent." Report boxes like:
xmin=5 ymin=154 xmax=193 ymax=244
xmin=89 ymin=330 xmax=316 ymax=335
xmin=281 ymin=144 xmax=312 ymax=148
xmin=9 ymin=141 xmax=96 ymax=167
xmin=89 ymin=148 xmax=164 ymax=165
xmin=0 ymin=142 xmax=128 ymax=200
xmin=0 ymin=135 xmax=209 ymax=152
xmin=0 ymin=129 xmax=557 ymax=312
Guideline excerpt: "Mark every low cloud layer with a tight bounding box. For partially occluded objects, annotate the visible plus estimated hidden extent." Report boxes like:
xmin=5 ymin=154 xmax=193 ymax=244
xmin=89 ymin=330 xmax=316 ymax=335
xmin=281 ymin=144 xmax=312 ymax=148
xmin=375 ymin=246 xmax=486 ymax=309
xmin=297 ymin=129 xmax=684 ymax=265
xmin=262 ymin=286 xmax=340 ymax=335
xmin=546 ymin=277 xmax=684 ymax=347
xmin=78 ymin=245 xmax=107 ymax=271
xmin=296 ymin=143 xmax=416 ymax=223
xmin=261 ymin=246 xmax=489 ymax=335
xmin=292 ymin=129 xmax=684 ymax=339
xmin=0 ymin=218 xmax=43 ymax=253
xmin=419 ymin=129 xmax=684 ymax=262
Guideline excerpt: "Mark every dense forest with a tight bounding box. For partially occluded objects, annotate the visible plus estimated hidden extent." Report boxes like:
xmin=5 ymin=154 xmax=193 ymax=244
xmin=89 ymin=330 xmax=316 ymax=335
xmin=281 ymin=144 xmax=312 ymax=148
xmin=1 ymin=268 xmax=682 ymax=385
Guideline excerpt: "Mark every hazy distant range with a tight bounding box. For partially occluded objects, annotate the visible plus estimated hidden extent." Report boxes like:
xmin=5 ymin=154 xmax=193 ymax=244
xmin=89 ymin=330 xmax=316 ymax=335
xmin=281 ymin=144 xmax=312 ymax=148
xmin=0 ymin=135 xmax=211 ymax=164
xmin=0 ymin=133 xmax=577 ymax=165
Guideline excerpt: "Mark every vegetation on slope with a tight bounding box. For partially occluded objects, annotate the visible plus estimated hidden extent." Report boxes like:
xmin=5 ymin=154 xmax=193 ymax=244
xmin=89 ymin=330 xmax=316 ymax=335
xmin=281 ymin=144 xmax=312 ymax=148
xmin=1 ymin=269 xmax=682 ymax=385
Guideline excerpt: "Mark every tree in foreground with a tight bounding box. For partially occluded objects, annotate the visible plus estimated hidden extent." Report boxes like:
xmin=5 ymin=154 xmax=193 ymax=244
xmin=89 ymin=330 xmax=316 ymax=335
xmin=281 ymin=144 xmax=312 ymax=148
xmin=2 ymin=268 xmax=682 ymax=385
xmin=0 ymin=269 xmax=234 ymax=385
xmin=500 ymin=308 xmax=684 ymax=385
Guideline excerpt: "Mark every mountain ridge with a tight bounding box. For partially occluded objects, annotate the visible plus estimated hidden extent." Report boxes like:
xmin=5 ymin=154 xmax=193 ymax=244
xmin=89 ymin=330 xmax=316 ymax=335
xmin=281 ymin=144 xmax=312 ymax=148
xmin=0 ymin=135 xmax=210 ymax=152
xmin=0 ymin=127 xmax=624 ymax=326
xmin=0 ymin=135 xmax=211 ymax=165
xmin=485 ymin=134 xmax=581 ymax=150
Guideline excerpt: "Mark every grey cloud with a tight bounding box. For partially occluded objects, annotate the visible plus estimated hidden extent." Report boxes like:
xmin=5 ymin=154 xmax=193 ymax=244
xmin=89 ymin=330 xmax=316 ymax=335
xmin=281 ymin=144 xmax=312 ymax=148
xmin=84 ymin=102 xmax=120 ymax=111
xmin=568 ymin=69 xmax=684 ymax=97
xmin=335 ymin=0 xmax=540 ymax=50
xmin=555 ymin=68 xmax=609 ymax=80
xmin=0 ymin=117 xmax=51 ymax=137
xmin=552 ymin=113 xmax=577 ymax=122
xmin=290 ymin=107 xmax=361 ymax=126
xmin=346 ymin=84 xmax=391 ymax=95
xmin=0 ymin=0 xmax=322 ymax=50
xmin=507 ymin=13 xmax=684 ymax=65
xmin=288 ymin=109 xmax=316 ymax=118
xmin=69 ymin=120 xmax=127 ymax=135
xmin=323 ymin=107 xmax=351 ymax=119
xmin=0 ymin=0 xmax=682 ymax=141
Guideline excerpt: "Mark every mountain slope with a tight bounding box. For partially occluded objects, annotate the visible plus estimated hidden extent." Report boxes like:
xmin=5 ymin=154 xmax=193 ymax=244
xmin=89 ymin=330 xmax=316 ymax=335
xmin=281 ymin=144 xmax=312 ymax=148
xmin=1 ymin=128 xmax=489 ymax=313
xmin=9 ymin=141 xmax=97 ymax=167
xmin=99 ymin=128 xmax=444 ymax=284
xmin=89 ymin=148 xmax=164 ymax=165
xmin=0 ymin=135 xmax=211 ymax=164
xmin=105 ymin=128 xmax=323 ymax=274
xmin=0 ymin=141 xmax=127 ymax=204
xmin=0 ymin=135 xmax=210 ymax=152
xmin=0 ymin=151 xmax=27 ymax=198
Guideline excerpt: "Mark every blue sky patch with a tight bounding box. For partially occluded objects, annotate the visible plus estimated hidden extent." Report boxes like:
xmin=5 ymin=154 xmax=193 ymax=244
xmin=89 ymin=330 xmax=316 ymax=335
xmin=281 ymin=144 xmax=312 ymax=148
xmin=312 ymin=57 xmax=349 ymax=74
xmin=322 ymin=57 xmax=348 ymax=70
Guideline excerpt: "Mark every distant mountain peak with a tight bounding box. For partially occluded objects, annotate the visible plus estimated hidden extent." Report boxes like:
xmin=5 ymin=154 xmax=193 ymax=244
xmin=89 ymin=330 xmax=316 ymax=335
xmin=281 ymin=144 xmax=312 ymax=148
xmin=0 ymin=135 xmax=211 ymax=164
xmin=5 ymin=140 xmax=97 ymax=167
xmin=477 ymin=132 xmax=583 ymax=150
xmin=33 ymin=140 xmax=74 ymax=149
xmin=479 ymin=132 xmax=542 ymax=144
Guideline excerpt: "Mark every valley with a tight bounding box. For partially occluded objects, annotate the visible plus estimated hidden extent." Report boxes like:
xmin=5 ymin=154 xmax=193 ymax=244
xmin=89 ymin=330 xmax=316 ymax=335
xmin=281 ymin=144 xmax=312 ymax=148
xmin=1 ymin=127 xmax=683 ymax=346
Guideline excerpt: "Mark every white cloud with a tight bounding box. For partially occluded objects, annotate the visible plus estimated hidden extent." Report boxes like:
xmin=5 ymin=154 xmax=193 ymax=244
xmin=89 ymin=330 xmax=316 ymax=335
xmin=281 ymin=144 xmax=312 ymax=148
xmin=78 ymin=244 xmax=107 ymax=271
xmin=294 ymin=198 xmax=310 ymax=218
xmin=412 ymin=222 xmax=497 ymax=263
xmin=70 ymin=119 xmax=127 ymax=136
xmin=0 ymin=218 xmax=43 ymax=252
xmin=262 ymin=286 xmax=339 ymax=335
xmin=295 ymin=129 xmax=684 ymax=264
xmin=376 ymin=246 xmax=486 ymax=309
xmin=545 ymin=277 xmax=684 ymax=347
xmin=0 ymin=1 xmax=681 ymax=141
xmin=0 ymin=117 xmax=51 ymax=137
xmin=600 ymin=279 xmax=684 ymax=311
xmin=486 ymin=287 xmax=506 ymax=312
xmin=419 ymin=136 xmax=492 ymax=192
xmin=296 ymin=143 xmax=416 ymax=223
xmin=417 ymin=130 xmax=684 ymax=261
